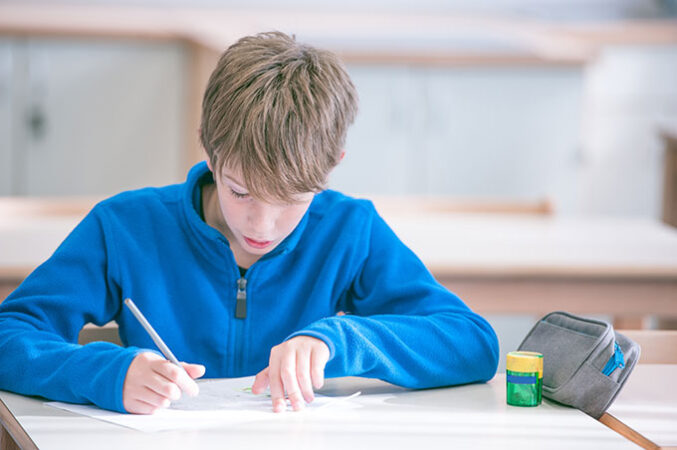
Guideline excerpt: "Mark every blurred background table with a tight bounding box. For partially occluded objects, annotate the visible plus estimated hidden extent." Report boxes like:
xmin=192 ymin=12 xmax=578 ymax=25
xmin=2 ymin=196 xmax=676 ymax=329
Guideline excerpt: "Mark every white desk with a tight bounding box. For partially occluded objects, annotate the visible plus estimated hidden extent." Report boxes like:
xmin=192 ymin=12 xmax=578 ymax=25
xmin=1 ymin=373 xmax=637 ymax=450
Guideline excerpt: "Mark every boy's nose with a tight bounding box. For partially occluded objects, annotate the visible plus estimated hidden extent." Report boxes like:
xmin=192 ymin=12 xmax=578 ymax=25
xmin=246 ymin=202 xmax=277 ymax=236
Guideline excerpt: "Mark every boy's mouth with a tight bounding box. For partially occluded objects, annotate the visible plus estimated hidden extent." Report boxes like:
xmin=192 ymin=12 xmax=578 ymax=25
xmin=244 ymin=236 xmax=273 ymax=249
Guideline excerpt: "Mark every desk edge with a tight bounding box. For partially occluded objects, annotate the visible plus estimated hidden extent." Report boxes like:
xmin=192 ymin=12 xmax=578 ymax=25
xmin=0 ymin=396 xmax=38 ymax=450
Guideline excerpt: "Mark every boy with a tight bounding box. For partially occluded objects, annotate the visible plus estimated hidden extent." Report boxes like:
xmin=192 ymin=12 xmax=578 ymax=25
xmin=0 ymin=31 xmax=499 ymax=414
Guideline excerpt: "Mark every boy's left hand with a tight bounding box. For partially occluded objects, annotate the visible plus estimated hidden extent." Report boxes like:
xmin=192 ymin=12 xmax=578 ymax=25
xmin=251 ymin=336 xmax=330 ymax=413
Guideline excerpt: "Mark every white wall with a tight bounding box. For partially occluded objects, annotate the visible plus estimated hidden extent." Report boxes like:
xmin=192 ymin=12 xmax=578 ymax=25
xmin=576 ymin=45 xmax=677 ymax=218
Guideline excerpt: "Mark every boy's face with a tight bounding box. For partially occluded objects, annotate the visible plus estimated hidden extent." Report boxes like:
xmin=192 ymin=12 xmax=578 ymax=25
xmin=208 ymin=162 xmax=314 ymax=263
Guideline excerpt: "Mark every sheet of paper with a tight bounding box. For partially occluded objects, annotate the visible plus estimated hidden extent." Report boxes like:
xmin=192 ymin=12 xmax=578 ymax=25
xmin=46 ymin=377 xmax=361 ymax=432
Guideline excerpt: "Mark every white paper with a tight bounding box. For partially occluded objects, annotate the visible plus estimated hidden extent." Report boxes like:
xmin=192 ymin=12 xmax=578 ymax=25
xmin=46 ymin=377 xmax=361 ymax=432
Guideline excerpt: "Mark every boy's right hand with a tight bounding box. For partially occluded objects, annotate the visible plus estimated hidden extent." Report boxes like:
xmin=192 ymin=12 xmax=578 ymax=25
xmin=122 ymin=352 xmax=205 ymax=414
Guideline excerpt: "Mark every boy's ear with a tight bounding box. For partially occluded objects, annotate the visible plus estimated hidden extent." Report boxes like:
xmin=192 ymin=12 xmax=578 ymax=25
xmin=206 ymin=159 xmax=213 ymax=172
xmin=339 ymin=150 xmax=346 ymax=162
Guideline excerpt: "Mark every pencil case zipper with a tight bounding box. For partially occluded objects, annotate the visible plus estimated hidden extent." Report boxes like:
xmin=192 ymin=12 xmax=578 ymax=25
xmin=602 ymin=342 xmax=625 ymax=376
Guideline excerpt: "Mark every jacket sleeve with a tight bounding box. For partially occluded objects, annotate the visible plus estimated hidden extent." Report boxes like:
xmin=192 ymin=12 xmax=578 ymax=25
xmin=0 ymin=205 xmax=146 ymax=412
xmin=288 ymin=205 xmax=499 ymax=388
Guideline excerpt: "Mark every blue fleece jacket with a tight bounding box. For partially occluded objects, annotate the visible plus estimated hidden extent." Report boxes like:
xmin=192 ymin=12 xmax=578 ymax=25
xmin=0 ymin=162 xmax=499 ymax=413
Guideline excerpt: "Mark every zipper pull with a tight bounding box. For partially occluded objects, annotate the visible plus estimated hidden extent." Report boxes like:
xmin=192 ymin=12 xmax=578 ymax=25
xmin=614 ymin=342 xmax=625 ymax=369
xmin=236 ymin=277 xmax=247 ymax=319
xmin=602 ymin=342 xmax=625 ymax=376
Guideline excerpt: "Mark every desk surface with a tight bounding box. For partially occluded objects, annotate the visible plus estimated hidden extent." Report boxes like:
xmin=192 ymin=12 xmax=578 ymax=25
xmin=1 ymin=373 xmax=638 ymax=450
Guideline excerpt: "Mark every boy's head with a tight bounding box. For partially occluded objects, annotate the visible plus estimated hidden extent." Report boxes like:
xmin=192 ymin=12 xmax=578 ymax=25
xmin=200 ymin=31 xmax=359 ymax=203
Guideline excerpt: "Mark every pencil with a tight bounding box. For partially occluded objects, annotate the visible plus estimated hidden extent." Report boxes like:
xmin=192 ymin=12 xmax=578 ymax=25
xmin=123 ymin=298 xmax=189 ymax=376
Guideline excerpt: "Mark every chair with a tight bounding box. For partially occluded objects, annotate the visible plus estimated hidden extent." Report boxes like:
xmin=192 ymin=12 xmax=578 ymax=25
xmin=78 ymin=322 xmax=122 ymax=346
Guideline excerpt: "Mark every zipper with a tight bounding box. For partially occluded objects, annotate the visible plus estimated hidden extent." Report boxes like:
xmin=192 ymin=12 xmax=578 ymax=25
xmin=602 ymin=342 xmax=625 ymax=376
xmin=236 ymin=277 xmax=247 ymax=319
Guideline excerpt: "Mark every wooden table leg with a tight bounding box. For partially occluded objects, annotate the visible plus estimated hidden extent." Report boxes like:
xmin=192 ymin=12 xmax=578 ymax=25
xmin=0 ymin=398 xmax=37 ymax=450
xmin=1 ymin=426 xmax=21 ymax=450
xmin=598 ymin=412 xmax=660 ymax=449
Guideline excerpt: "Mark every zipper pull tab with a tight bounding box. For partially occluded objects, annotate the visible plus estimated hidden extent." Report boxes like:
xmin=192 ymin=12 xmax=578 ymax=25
xmin=602 ymin=342 xmax=625 ymax=376
xmin=614 ymin=342 xmax=625 ymax=369
xmin=236 ymin=277 xmax=247 ymax=319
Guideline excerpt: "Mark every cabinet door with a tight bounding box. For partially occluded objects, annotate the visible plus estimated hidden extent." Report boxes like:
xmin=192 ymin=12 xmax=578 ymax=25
xmin=329 ymin=65 xmax=428 ymax=195
xmin=422 ymin=66 xmax=583 ymax=202
xmin=16 ymin=38 xmax=187 ymax=196
xmin=330 ymin=64 xmax=583 ymax=206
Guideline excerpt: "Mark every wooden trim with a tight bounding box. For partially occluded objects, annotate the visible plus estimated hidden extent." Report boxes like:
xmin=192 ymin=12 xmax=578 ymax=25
xmin=553 ymin=20 xmax=677 ymax=46
xmin=183 ymin=41 xmax=221 ymax=173
xmin=430 ymin=265 xmax=677 ymax=279
xmin=0 ymin=196 xmax=99 ymax=217
xmin=598 ymin=412 xmax=659 ymax=450
xmin=0 ymin=397 xmax=37 ymax=450
xmin=663 ymin=131 xmax=677 ymax=228
xmin=0 ymin=28 xmax=178 ymax=43
xmin=5 ymin=5 xmax=677 ymax=70
xmin=368 ymin=195 xmax=554 ymax=215
xmin=337 ymin=50 xmax=587 ymax=66
xmin=441 ymin=277 xmax=677 ymax=316
xmin=0 ymin=428 xmax=20 ymax=450
xmin=0 ymin=284 xmax=16 ymax=304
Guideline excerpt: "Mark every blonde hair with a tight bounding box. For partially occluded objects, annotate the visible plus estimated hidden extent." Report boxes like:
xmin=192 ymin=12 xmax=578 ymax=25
xmin=200 ymin=31 xmax=358 ymax=202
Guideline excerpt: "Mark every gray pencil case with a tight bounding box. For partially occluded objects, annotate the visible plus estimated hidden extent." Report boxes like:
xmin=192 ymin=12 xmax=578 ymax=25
xmin=518 ymin=311 xmax=640 ymax=418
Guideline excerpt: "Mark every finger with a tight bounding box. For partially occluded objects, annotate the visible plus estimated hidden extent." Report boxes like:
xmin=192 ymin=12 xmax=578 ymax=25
xmin=252 ymin=367 xmax=270 ymax=395
xmin=126 ymin=398 xmax=161 ymax=415
xmin=154 ymin=361 xmax=199 ymax=397
xmin=296 ymin=349 xmax=315 ymax=404
xmin=145 ymin=373 xmax=182 ymax=401
xmin=279 ymin=352 xmax=304 ymax=412
xmin=139 ymin=386 xmax=172 ymax=408
xmin=181 ymin=363 xmax=206 ymax=380
xmin=310 ymin=347 xmax=328 ymax=389
xmin=268 ymin=356 xmax=286 ymax=413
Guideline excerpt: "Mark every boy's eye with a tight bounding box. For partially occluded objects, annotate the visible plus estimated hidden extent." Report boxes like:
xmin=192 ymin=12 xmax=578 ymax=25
xmin=230 ymin=188 xmax=249 ymax=199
